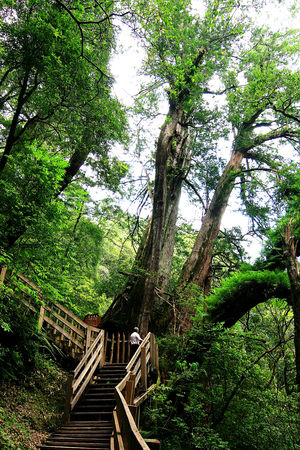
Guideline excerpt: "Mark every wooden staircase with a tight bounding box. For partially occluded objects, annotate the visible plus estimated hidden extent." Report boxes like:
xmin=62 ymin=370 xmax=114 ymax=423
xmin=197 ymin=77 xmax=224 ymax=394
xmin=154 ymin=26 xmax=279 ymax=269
xmin=0 ymin=268 xmax=161 ymax=449
xmin=39 ymin=364 xmax=127 ymax=450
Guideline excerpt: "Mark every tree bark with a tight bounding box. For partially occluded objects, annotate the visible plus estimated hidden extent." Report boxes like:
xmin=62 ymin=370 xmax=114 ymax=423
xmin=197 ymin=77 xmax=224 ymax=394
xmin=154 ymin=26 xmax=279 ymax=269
xmin=101 ymin=108 xmax=191 ymax=335
xmin=0 ymin=68 xmax=31 ymax=175
xmin=178 ymin=149 xmax=244 ymax=289
xmin=283 ymin=220 xmax=300 ymax=391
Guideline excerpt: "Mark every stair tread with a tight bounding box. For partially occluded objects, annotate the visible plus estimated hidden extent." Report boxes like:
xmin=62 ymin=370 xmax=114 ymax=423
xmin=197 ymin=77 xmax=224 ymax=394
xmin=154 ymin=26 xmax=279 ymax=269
xmin=40 ymin=446 xmax=109 ymax=449
xmin=80 ymin=399 xmax=115 ymax=403
xmin=71 ymin=412 xmax=113 ymax=416
xmin=48 ymin=437 xmax=110 ymax=442
xmin=66 ymin=421 xmax=112 ymax=425
xmin=52 ymin=433 xmax=111 ymax=438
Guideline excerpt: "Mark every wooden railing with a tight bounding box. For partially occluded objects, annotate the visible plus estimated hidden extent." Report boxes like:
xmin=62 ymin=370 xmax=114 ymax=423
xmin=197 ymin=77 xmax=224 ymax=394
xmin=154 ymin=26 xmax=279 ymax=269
xmin=112 ymin=332 xmax=160 ymax=450
xmin=63 ymin=329 xmax=106 ymax=421
xmin=105 ymin=332 xmax=131 ymax=364
xmin=39 ymin=301 xmax=101 ymax=359
xmin=0 ymin=268 xmax=101 ymax=360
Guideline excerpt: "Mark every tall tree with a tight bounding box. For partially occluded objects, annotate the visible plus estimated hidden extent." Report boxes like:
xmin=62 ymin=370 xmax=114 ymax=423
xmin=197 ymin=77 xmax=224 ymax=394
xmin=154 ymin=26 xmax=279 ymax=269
xmin=178 ymin=29 xmax=299 ymax=293
xmin=102 ymin=0 xmax=254 ymax=333
xmin=0 ymin=0 xmax=128 ymax=250
xmin=102 ymin=2 xmax=299 ymax=335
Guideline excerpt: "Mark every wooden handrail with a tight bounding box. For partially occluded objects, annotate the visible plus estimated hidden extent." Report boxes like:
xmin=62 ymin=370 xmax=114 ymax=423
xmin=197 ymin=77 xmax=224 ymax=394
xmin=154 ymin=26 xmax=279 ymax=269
xmin=112 ymin=332 xmax=160 ymax=450
xmin=70 ymin=329 xmax=105 ymax=410
xmin=2 ymin=269 xmax=101 ymax=359
xmin=114 ymin=387 xmax=150 ymax=450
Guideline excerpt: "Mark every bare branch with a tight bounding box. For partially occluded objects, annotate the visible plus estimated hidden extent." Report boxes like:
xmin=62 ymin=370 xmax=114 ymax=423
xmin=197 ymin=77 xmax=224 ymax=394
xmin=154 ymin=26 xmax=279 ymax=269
xmin=183 ymin=177 xmax=207 ymax=211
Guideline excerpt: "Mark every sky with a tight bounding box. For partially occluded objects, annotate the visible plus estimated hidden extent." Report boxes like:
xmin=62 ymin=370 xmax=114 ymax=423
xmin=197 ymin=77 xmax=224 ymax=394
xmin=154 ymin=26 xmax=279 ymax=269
xmin=91 ymin=0 xmax=299 ymax=262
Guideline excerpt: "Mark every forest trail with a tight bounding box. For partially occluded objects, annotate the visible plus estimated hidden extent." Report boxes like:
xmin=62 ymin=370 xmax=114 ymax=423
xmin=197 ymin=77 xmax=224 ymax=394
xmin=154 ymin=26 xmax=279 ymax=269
xmin=1 ymin=270 xmax=160 ymax=449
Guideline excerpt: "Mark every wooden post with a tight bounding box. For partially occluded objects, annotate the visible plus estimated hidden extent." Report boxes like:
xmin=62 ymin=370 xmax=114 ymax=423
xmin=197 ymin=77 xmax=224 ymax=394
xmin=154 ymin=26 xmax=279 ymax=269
xmin=141 ymin=347 xmax=147 ymax=390
xmin=100 ymin=330 xmax=106 ymax=367
xmin=63 ymin=374 xmax=74 ymax=424
xmin=38 ymin=305 xmax=45 ymax=329
xmin=0 ymin=266 xmax=7 ymax=284
xmin=117 ymin=332 xmax=120 ymax=363
xmin=150 ymin=333 xmax=155 ymax=369
xmin=104 ymin=333 xmax=108 ymax=363
xmin=124 ymin=373 xmax=135 ymax=405
xmin=85 ymin=326 xmax=92 ymax=354
xmin=155 ymin=343 xmax=159 ymax=373
xmin=110 ymin=333 xmax=115 ymax=363
xmin=127 ymin=335 xmax=130 ymax=363
xmin=128 ymin=405 xmax=139 ymax=423
xmin=122 ymin=333 xmax=125 ymax=363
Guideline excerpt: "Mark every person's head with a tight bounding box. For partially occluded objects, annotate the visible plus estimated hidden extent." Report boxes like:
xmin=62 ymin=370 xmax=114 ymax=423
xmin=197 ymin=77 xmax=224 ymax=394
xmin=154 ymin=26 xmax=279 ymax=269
xmin=134 ymin=327 xmax=139 ymax=332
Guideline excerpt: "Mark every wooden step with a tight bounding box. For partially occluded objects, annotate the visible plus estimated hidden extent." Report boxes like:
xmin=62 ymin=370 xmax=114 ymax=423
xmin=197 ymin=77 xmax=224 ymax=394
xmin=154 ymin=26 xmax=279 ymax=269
xmin=79 ymin=399 xmax=115 ymax=404
xmin=84 ymin=393 xmax=115 ymax=398
xmin=40 ymin=363 xmax=126 ymax=449
xmin=70 ymin=412 xmax=113 ymax=421
xmin=65 ymin=421 xmax=112 ymax=425
xmin=51 ymin=433 xmax=111 ymax=438
xmin=71 ymin=411 xmax=113 ymax=416
xmin=40 ymin=445 xmax=109 ymax=449
xmin=47 ymin=437 xmax=110 ymax=443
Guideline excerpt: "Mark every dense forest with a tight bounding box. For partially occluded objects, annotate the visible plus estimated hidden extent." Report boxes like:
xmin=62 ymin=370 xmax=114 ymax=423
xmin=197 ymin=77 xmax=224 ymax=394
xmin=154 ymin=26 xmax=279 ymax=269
xmin=0 ymin=0 xmax=299 ymax=448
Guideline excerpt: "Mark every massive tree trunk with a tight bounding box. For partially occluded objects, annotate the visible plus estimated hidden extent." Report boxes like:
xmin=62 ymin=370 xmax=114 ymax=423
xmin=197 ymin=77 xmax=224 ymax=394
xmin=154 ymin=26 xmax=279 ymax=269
xmin=177 ymin=120 xmax=296 ymax=297
xmin=178 ymin=148 xmax=244 ymax=290
xmin=101 ymin=107 xmax=191 ymax=335
xmin=283 ymin=220 xmax=300 ymax=391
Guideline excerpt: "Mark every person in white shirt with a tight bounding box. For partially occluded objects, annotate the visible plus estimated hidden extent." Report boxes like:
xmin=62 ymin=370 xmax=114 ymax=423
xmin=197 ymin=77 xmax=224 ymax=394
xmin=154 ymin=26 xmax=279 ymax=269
xmin=130 ymin=327 xmax=143 ymax=358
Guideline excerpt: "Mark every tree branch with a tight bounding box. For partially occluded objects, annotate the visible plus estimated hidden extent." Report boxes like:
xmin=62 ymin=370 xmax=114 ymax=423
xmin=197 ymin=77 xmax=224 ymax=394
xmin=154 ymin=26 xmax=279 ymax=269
xmin=54 ymin=0 xmax=110 ymax=78
xmin=183 ymin=177 xmax=207 ymax=211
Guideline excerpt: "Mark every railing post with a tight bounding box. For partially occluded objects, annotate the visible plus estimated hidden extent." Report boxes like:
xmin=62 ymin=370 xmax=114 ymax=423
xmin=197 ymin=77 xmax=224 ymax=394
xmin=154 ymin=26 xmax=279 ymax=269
xmin=141 ymin=347 xmax=147 ymax=390
xmin=117 ymin=332 xmax=120 ymax=363
xmin=125 ymin=373 xmax=135 ymax=405
xmin=127 ymin=335 xmax=130 ymax=362
xmin=110 ymin=333 xmax=115 ymax=363
xmin=150 ymin=333 xmax=156 ymax=369
xmin=63 ymin=373 xmax=74 ymax=424
xmin=122 ymin=332 xmax=126 ymax=363
xmin=100 ymin=330 xmax=106 ymax=367
xmin=38 ymin=305 xmax=45 ymax=329
xmin=104 ymin=332 xmax=108 ymax=363
xmin=0 ymin=266 xmax=7 ymax=284
xmin=85 ymin=325 xmax=91 ymax=354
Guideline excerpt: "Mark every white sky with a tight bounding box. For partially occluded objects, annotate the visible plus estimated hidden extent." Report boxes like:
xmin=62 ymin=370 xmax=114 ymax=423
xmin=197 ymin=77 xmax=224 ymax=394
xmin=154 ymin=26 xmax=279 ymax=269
xmin=92 ymin=0 xmax=300 ymax=262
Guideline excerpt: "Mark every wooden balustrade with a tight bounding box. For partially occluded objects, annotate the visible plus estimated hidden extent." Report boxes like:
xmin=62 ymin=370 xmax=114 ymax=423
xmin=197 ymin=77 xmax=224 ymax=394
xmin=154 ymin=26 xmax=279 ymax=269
xmin=70 ymin=329 xmax=105 ymax=411
xmin=112 ymin=332 xmax=160 ymax=450
xmin=105 ymin=332 xmax=131 ymax=363
xmin=0 ymin=268 xmax=101 ymax=360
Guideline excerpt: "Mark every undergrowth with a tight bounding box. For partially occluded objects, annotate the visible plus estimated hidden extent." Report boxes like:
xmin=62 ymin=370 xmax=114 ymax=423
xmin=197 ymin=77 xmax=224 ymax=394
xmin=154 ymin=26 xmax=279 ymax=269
xmin=0 ymin=359 xmax=68 ymax=449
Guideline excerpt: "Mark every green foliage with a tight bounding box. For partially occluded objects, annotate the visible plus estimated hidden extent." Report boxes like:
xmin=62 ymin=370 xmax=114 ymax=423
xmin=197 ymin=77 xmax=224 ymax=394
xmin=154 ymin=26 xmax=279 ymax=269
xmin=205 ymin=269 xmax=290 ymax=314
xmin=145 ymin=311 xmax=299 ymax=449
xmin=0 ymin=0 xmax=128 ymax=250
xmin=95 ymin=200 xmax=145 ymax=300
xmin=0 ymin=285 xmax=50 ymax=380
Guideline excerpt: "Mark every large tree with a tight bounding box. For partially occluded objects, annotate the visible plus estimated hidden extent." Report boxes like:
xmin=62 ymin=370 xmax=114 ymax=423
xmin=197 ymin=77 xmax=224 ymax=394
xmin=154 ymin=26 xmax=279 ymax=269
xmin=0 ymin=0 xmax=128 ymax=250
xmin=178 ymin=28 xmax=300 ymax=292
xmin=102 ymin=0 xmax=299 ymax=334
